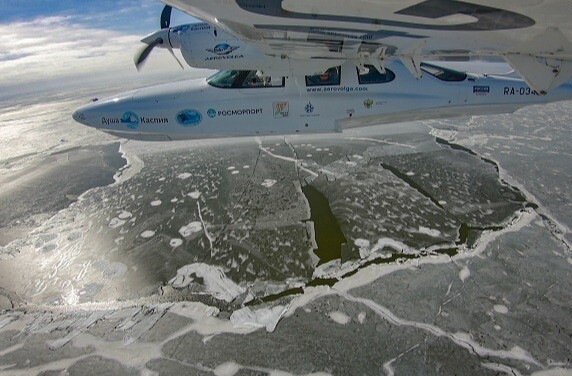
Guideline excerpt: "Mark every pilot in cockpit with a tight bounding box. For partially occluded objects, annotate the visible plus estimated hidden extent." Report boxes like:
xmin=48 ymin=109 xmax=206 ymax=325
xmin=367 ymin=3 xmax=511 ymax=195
xmin=306 ymin=67 xmax=340 ymax=86
xmin=319 ymin=70 xmax=332 ymax=83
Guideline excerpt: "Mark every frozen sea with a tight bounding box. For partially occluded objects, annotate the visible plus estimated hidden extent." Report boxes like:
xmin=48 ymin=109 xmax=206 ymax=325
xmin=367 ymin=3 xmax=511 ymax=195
xmin=0 ymin=84 xmax=571 ymax=375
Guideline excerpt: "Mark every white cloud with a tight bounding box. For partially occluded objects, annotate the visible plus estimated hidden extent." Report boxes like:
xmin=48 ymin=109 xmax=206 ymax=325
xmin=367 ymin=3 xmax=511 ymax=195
xmin=0 ymin=15 xmax=192 ymax=99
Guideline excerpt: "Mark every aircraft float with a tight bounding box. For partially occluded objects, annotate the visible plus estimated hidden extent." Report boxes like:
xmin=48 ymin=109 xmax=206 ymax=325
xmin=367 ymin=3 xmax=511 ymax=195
xmin=73 ymin=0 xmax=572 ymax=141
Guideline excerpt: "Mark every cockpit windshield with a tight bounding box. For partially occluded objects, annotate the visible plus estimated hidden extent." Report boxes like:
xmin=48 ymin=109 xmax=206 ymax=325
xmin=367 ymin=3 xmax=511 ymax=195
xmin=207 ymin=70 xmax=284 ymax=88
xmin=420 ymin=63 xmax=467 ymax=82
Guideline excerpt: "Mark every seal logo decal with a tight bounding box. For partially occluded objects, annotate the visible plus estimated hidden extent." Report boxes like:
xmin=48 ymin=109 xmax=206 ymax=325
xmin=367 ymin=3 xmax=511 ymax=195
xmin=206 ymin=44 xmax=240 ymax=55
xmin=121 ymin=111 xmax=139 ymax=129
xmin=176 ymin=109 xmax=202 ymax=126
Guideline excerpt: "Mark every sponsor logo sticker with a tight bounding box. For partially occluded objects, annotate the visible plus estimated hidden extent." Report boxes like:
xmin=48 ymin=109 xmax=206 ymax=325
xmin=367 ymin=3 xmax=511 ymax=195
xmin=206 ymin=44 xmax=240 ymax=55
xmin=300 ymin=102 xmax=319 ymax=118
xmin=215 ymin=108 xmax=263 ymax=117
xmin=176 ymin=109 xmax=202 ymax=126
xmin=363 ymin=99 xmax=374 ymax=109
xmin=207 ymin=108 xmax=217 ymax=118
xmin=473 ymin=86 xmax=490 ymax=95
xmin=121 ymin=111 xmax=139 ymax=129
xmin=273 ymin=101 xmax=289 ymax=118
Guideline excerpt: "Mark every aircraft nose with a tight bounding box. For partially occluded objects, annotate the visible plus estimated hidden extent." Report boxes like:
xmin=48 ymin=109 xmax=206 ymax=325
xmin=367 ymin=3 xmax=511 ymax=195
xmin=72 ymin=108 xmax=87 ymax=125
xmin=72 ymin=99 xmax=101 ymax=126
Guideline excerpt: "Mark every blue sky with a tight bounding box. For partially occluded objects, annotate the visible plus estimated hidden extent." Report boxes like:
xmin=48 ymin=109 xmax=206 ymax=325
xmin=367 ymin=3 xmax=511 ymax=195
xmin=0 ymin=0 xmax=193 ymax=32
xmin=0 ymin=1 xmax=139 ymax=24
xmin=0 ymin=0 xmax=198 ymax=101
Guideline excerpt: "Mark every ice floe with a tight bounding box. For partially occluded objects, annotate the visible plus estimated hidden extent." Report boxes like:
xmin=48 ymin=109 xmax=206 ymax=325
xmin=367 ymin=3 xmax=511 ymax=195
xmin=179 ymin=222 xmax=202 ymax=237
xmin=417 ymin=226 xmax=441 ymax=238
xmin=354 ymin=238 xmax=370 ymax=248
xmin=459 ymin=265 xmax=470 ymax=282
xmin=187 ymin=190 xmax=201 ymax=199
xmin=328 ymin=311 xmax=351 ymax=325
xmin=140 ymin=230 xmax=155 ymax=238
xmin=108 ymin=218 xmax=125 ymax=228
xmin=117 ymin=211 xmax=132 ymax=219
xmin=357 ymin=237 xmax=410 ymax=259
xmin=169 ymin=238 xmax=183 ymax=248
xmin=169 ymin=263 xmax=245 ymax=302
xmin=493 ymin=304 xmax=509 ymax=314
xmin=261 ymin=179 xmax=277 ymax=188
xmin=213 ymin=362 xmax=241 ymax=376
xmin=230 ymin=305 xmax=287 ymax=332
xmin=531 ymin=368 xmax=572 ymax=376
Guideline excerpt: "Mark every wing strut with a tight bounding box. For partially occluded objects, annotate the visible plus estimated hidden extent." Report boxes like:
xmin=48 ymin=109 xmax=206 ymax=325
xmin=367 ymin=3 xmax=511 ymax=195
xmin=355 ymin=46 xmax=389 ymax=75
xmin=399 ymin=40 xmax=426 ymax=79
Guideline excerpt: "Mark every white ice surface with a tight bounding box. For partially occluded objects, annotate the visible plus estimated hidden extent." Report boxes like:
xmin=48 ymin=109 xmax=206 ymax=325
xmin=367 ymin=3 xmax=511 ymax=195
xmin=285 ymin=209 xmax=550 ymax=371
xmin=2 ymin=103 xmax=571 ymax=375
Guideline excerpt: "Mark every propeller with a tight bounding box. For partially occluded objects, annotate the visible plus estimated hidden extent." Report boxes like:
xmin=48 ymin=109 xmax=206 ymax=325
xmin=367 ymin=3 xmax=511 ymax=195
xmin=161 ymin=4 xmax=172 ymax=29
xmin=134 ymin=5 xmax=184 ymax=71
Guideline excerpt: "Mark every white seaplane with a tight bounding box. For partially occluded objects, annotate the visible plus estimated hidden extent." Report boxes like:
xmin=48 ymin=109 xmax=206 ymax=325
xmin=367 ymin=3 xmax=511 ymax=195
xmin=72 ymin=0 xmax=572 ymax=141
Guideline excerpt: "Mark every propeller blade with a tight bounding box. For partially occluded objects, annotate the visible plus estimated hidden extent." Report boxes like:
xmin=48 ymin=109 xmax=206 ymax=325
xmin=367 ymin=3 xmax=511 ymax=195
xmin=160 ymin=5 xmax=172 ymax=29
xmin=134 ymin=40 xmax=160 ymax=71
xmin=134 ymin=7 xmax=179 ymax=72
xmin=167 ymin=45 xmax=184 ymax=70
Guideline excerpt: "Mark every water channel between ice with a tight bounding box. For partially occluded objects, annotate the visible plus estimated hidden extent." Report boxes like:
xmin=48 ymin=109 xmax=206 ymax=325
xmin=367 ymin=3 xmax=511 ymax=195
xmin=252 ymin=136 xmax=534 ymax=304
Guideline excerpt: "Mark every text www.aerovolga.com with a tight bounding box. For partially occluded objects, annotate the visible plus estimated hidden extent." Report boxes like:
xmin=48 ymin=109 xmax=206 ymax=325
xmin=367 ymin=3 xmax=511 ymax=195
xmin=306 ymin=86 xmax=368 ymax=93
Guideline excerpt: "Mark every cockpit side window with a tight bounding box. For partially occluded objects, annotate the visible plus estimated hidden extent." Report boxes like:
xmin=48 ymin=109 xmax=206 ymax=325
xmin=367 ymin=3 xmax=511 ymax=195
xmin=207 ymin=70 xmax=241 ymax=88
xmin=357 ymin=65 xmax=396 ymax=84
xmin=207 ymin=70 xmax=285 ymax=88
xmin=241 ymin=71 xmax=284 ymax=88
xmin=420 ymin=63 xmax=467 ymax=82
xmin=305 ymin=67 xmax=341 ymax=86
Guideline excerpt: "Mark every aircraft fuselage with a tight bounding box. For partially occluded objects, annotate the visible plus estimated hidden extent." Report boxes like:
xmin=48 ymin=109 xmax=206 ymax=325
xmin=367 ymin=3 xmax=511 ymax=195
xmin=72 ymin=61 xmax=572 ymax=141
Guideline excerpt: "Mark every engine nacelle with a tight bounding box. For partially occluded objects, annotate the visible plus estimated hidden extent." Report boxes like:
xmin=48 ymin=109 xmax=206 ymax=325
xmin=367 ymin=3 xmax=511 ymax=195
xmin=169 ymin=23 xmax=276 ymax=70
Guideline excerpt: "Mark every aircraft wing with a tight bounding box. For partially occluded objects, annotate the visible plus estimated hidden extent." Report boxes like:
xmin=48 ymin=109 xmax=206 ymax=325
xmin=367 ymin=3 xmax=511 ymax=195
xmin=164 ymin=0 xmax=572 ymax=93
